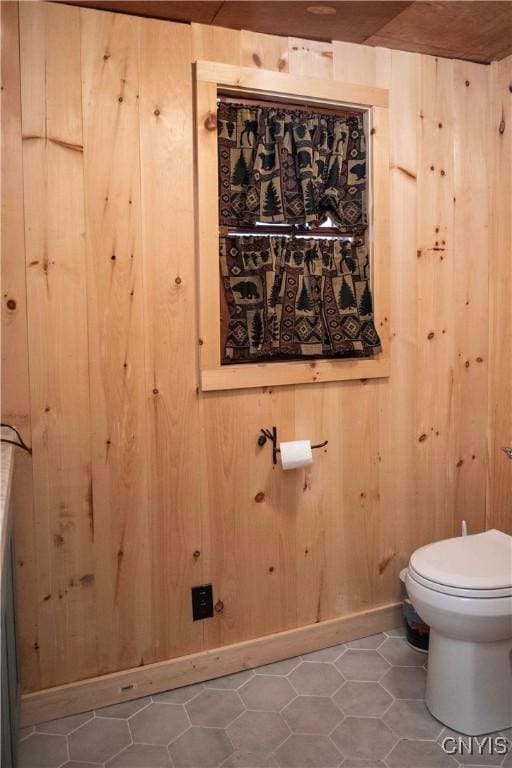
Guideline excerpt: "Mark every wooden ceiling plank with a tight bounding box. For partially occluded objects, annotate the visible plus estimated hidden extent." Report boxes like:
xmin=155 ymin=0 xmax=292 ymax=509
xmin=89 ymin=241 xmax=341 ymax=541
xmin=55 ymin=1 xmax=223 ymax=25
xmin=203 ymin=2 xmax=413 ymax=45
xmin=364 ymin=1 xmax=512 ymax=63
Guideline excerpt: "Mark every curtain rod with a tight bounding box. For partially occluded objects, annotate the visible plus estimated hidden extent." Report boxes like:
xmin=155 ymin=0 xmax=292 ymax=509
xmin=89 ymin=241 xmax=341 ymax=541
xmin=219 ymin=225 xmax=364 ymax=239
xmin=224 ymin=233 xmax=356 ymax=241
xmin=218 ymin=94 xmax=363 ymax=119
xmin=220 ymin=229 xmax=363 ymax=243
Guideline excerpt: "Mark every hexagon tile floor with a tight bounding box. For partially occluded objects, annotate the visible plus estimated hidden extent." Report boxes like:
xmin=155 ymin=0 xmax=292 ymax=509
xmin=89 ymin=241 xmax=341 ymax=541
xmin=18 ymin=627 xmax=512 ymax=768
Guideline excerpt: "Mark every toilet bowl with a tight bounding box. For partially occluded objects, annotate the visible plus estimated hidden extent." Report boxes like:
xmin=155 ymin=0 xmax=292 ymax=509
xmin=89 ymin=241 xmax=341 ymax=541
xmin=405 ymin=529 xmax=512 ymax=736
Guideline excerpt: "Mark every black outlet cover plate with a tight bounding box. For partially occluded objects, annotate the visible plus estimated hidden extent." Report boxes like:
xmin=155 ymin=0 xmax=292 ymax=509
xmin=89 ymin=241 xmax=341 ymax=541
xmin=191 ymin=583 xmax=214 ymax=621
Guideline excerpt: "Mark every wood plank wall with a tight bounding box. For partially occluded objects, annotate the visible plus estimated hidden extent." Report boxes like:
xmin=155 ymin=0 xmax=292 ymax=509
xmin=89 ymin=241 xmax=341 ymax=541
xmin=1 ymin=2 xmax=508 ymax=695
xmin=487 ymin=54 xmax=512 ymax=534
xmin=1 ymin=0 xmax=40 ymax=693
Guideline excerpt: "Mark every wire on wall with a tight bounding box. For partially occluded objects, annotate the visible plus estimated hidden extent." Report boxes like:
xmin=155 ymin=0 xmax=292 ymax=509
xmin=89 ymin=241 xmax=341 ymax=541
xmin=0 ymin=424 xmax=32 ymax=454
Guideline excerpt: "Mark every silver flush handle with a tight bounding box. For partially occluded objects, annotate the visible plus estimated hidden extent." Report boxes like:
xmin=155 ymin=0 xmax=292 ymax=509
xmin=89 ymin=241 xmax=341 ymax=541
xmin=502 ymin=447 xmax=512 ymax=460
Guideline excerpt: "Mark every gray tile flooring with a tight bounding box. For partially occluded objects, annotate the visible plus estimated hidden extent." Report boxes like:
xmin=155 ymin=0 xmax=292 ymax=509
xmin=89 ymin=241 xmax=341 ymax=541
xmin=18 ymin=628 xmax=512 ymax=768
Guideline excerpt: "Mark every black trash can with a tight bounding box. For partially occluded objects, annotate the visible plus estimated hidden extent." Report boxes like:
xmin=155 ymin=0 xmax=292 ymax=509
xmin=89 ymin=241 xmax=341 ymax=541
xmin=400 ymin=568 xmax=429 ymax=652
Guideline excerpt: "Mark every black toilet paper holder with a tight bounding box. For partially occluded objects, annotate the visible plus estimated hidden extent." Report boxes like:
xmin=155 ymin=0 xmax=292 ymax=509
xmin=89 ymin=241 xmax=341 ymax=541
xmin=257 ymin=426 xmax=328 ymax=466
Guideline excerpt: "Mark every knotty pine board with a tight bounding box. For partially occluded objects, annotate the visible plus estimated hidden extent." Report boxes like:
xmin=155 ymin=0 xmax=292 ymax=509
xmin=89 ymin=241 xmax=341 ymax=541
xmin=138 ymin=15 xmax=205 ymax=661
xmin=19 ymin=1 xmax=97 ymax=688
xmin=0 ymin=0 xmax=39 ymax=692
xmin=80 ymin=8 xmax=151 ymax=675
xmin=487 ymin=55 xmax=512 ymax=533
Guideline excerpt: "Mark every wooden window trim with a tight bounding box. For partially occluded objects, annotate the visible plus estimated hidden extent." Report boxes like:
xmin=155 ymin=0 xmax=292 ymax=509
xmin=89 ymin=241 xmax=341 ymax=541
xmin=195 ymin=60 xmax=391 ymax=392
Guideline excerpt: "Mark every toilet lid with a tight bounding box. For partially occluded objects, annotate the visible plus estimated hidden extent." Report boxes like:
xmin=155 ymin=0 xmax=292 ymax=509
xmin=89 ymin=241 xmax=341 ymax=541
xmin=410 ymin=529 xmax=512 ymax=591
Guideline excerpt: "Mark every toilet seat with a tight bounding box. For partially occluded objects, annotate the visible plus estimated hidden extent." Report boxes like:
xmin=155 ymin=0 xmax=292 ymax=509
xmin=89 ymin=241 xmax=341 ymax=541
xmin=408 ymin=565 xmax=512 ymax=598
xmin=409 ymin=529 xmax=512 ymax=599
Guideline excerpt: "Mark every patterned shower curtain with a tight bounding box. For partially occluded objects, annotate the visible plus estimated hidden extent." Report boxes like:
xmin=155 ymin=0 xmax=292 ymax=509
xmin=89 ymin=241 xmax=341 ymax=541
xmin=220 ymin=236 xmax=381 ymax=362
xmin=218 ymin=102 xmax=367 ymax=233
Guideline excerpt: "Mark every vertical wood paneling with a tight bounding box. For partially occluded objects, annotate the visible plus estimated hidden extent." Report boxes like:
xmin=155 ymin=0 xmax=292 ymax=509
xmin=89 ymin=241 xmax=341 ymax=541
xmin=19 ymin=1 xmax=96 ymax=688
xmin=415 ymin=56 xmax=456 ymax=543
xmin=1 ymin=0 xmax=40 ymax=692
xmin=1 ymin=1 xmax=31 ymax=438
xmin=452 ymin=61 xmax=489 ymax=534
xmin=488 ymin=55 xmax=512 ymax=533
xmin=288 ymin=37 xmax=333 ymax=79
xmin=138 ymin=17 xmax=204 ymax=661
xmin=201 ymin=388 xmax=299 ymax=650
xmin=191 ymin=23 xmax=242 ymax=64
xmin=377 ymin=49 xmax=420 ymax=597
xmin=304 ymin=381 xmax=344 ymax=620
xmin=240 ymin=30 xmax=289 ymax=72
xmin=333 ymin=41 xmax=390 ymax=87
xmin=7 ymin=5 xmax=505 ymax=693
xmin=80 ymin=8 xmax=151 ymax=674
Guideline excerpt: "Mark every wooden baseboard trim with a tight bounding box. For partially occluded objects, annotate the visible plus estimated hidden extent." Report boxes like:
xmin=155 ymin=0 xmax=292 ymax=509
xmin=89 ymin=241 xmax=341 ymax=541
xmin=21 ymin=602 xmax=402 ymax=725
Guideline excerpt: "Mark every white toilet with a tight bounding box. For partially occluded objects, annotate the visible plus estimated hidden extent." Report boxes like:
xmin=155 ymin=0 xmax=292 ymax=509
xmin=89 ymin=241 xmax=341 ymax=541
xmin=406 ymin=529 xmax=512 ymax=736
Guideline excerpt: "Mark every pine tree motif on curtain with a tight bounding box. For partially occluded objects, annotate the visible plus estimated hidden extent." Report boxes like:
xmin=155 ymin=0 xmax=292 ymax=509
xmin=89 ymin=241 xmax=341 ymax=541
xmin=269 ymin=274 xmax=282 ymax=307
xmin=232 ymin=151 xmax=250 ymax=186
xmin=268 ymin=314 xmax=278 ymax=341
xmin=339 ymin=277 xmax=356 ymax=310
xmin=297 ymin=281 xmax=314 ymax=311
xmin=359 ymin=282 xmax=373 ymax=316
xmin=251 ymin=311 xmax=263 ymax=347
xmin=326 ymin=157 xmax=340 ymax=189
xmin=304 ymin=179 xmax=316 ymax=216
xmin=262 ymin=181 xmax=282 ymax=219
xmin=304 ymin=248 xmax=317 ymax=272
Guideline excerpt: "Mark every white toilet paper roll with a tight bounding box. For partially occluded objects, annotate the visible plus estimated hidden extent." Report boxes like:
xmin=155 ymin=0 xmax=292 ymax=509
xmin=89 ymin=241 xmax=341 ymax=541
xmin=279 ymin=440 xmax=313 ymax=470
